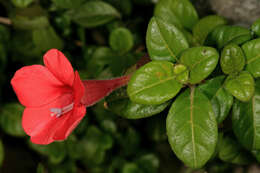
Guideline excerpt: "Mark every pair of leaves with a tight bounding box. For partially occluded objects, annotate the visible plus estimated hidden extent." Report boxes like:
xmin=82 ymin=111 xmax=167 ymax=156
xmin=166 ymin=87 xmax=218 ymax=168
xmin=198 ymin=76 xmax=233 ymax=124
xmin=192 ymin=15 xmax=227 ymax=45
xmin=205 ymin=25 xmax=252 ymax=49
xmin=154 ymin=0 xmax=198 ymax=30
xmin=232 ymin=79 xmax=260 ymax=150
xmin=70 ymin=1 xmax=121 ymax=28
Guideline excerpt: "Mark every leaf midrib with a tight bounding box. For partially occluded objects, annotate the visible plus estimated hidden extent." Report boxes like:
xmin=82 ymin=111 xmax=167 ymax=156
xmin=129 ymin=75 xmax=176 ymax=96
xmin=190 ymin=86 xmax=197 ymax=167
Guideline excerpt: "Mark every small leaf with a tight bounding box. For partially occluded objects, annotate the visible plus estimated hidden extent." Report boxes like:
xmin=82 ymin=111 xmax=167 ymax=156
xmin=136 ymin=154 xmax=159 ymax=173
xmin=205 ymin=25 xmax=252 ymax=49
xmin=232 ymin=79 xmax=260 ymax=150
xmin=109 ymin=27 xmax=134 ymax=54
xmin=224 ymin=71 xmax=255 ymax=102
xmin=51 ymin=0 xmax=84 ymax=9
xmin=146 ymin=17 xmax=189 ymax=62
xmin=12 ymin=16 xmax=49 ymax=30
xmin=180 ymin=46 xmax=219 ymax=84
xmin=11 ymin=0 xmax=34 ymax=8
xmin=0 ymin=103 xmax=26 ymax=137
xmin=127 ymin=61 xmax=182 ymax=105
xmin=198 ymin=76 xmax=233 ymax=123
xmin=70 ymin=1 xmax=121 ymax=28
xmin=218 ymin=135 xmax=251 ymax=165
xmin=242 ymin=38 xmax=260 ymax=78
xmin=154 ymin=0 xmax=198 ymax=30
xmin=122 ymin=163 xmax=143 ymax=173
xmin=173 ymin=64 xmax=189 ymax=84
xmin=106 ymin=88 xmax=170 ymax=119
xmin=220 ymin=44 xmax=245 ymax=74
xmin=192 ymin=15 xmax=227 ymax=45
xmin=251 ymin=18 xmax=260 ymax=37
xmin=166 ymin=87 xmax=218 ymax=168
xmin=32 ymin=26 xmax=64 ymax=52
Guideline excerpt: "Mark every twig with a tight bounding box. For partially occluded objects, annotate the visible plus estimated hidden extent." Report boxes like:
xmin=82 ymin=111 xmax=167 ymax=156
xmin=0 ymin=17 xmax=11 ymax=25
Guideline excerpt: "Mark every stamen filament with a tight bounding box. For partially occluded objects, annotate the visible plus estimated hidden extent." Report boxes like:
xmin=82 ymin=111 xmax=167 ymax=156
xmin=50 ymin=103 xmax=74 ymax=118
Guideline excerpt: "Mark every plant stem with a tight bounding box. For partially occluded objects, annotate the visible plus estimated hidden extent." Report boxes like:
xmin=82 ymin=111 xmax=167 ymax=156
xmin=0 ymin=17 xmax=11 ymax=25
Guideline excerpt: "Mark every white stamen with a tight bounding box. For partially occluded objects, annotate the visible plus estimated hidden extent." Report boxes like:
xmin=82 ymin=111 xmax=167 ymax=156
xmin=50 ymin=103 xmax=74 ymax=118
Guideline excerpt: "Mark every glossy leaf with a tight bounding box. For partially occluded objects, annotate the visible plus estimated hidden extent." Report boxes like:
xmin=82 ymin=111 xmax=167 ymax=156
xmin=154 ymin=0 xmax=198 ymax=30
xmin=205 ymin=25 xmax=252 ymax=49
xmin=11 ymin=0 xmax=34 ymax=8
xmin=192 ymin=15 xmax=227 ymax=45
xmin=198 ymin=76 xmax=233 ymax=123
xmin=218 ymin=135 xmax=251 ymax=165
xmin=232 ymin=79 xmax=260 ymax=150
xmin=220 ymin=44 xmax=245 ymax=74
xmin=109 ymin=27 xmax=134 ymax=54
xmin=70 ymin=1 xmax=121 ymax=28
xmin=251 ymin=18 xmax=260 ymax=37
xmin=106 ymin=88 xmax=170 ymax=119
xmin=146 ymin=17 xmax=189 ymax=62
xmin=242 ymin=38 xmax=260 ymax=78
xmin=0 ymin=103 xmax=26 ymax=137
xmin=127 ymin=61 xmax=182 ymax=105
xmin=0 ymin=140 xmax=3 ymax=167
xmin=32 ymin=26 xmax=64 ymax=52
xmin=224 ymin=71 xmax=255 ymax=102
xmin=166 ymin=87 xmax=218 ymax=168
xmin=180 ymin=46 xmax=219 ymax=84
xmin=173 ymin=64 xmax=189 ymax=84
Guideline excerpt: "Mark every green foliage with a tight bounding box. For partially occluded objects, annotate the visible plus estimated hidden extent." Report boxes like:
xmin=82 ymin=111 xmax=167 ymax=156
xmin=2 ymin=0 xmax=260 ymax=172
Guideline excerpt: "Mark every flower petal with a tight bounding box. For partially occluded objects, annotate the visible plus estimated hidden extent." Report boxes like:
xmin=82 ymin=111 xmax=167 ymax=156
xmin=44 ymin=49 xmax=74 ymax=87
xmin=53 ymin=106 xmax=86 ymax=141
xmin=22 ymin=93 xmax=73 ymax=138
xmin=11 ymin=65 xmax=70 ymax=107
xmin=73 ymin=71 xmax=85 ymax=105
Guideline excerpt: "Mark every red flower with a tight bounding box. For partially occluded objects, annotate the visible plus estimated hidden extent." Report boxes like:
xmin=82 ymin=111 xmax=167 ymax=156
xmin=11 ymin=49 xmax=130 ymax=145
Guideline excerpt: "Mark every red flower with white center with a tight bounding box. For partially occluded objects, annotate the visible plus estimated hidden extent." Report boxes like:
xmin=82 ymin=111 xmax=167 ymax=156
xmin=11 ymin=49 xmax=130 ymax=145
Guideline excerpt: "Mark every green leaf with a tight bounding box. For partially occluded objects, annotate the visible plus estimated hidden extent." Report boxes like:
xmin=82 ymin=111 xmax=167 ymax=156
xmin=224 ymin=71 xmax=255 ymax=102
xmin=51 ymin=0 xmax=84 ymax=9
xmin=180 ymin=46 xmax=219 ymax=84
xmin=32 ymin=26 xmax=64 ymax=52
xmin=198 ymin=76 xmax=233 ymax=123
xmin=0 ymin=103 xmax=26 ymax=137
xmin=251 ymin=18 xmax=260 ymax=37
xmin=242 ymin=38 xmax=260 ymax=78
xmin=127 ymin=61 xmax=182 ymax=105
xmin=252 ymin=150 xmax=260 ymax=163
xmin=232 ymin=79 xmax=260 ymax=150
xmin=37 ymin=163 xmax=45 ymax=173
xmin=205 ymin=25 xmax=252 ymax=49
xmin=122 ymin=163 xmax=143 ymax=173
xmin=166 ymin=87 xmax=218 ymax=168
xmin=29 ymin=141 xmax=66 ymax=164
xmin=136 ymin=154 xmax=159 ymax=173
xmin=106 ymin=88 xmax=170 ymax=119
xmin=0 ymin=140 xmax=4 ymax=167
xmin=11 ymin=0 xmax=34 ymax=8
xmin=192 ymin=15 xmax=227 ymax=45
xmin=86 ymin=47 xmax=114 ymax=78
xmin=146 ymin=17 xmax=189 ymax=62
xmin=109 ymin=27 xmax=134 ymax=54
xmin=220 ymin=44 xmax=245 ymax=74
xmin=12 ymin=16 xmax=49 ymax=30
xmin=218 ymin=135 xmax=251 ymax=165
xmin=70 ymin=1 xmax=121 ymax=28
xmin=154 ymin=0 xmax=198 ymax=30
xmin=173 ymin=64 xmax=189 ymax=84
